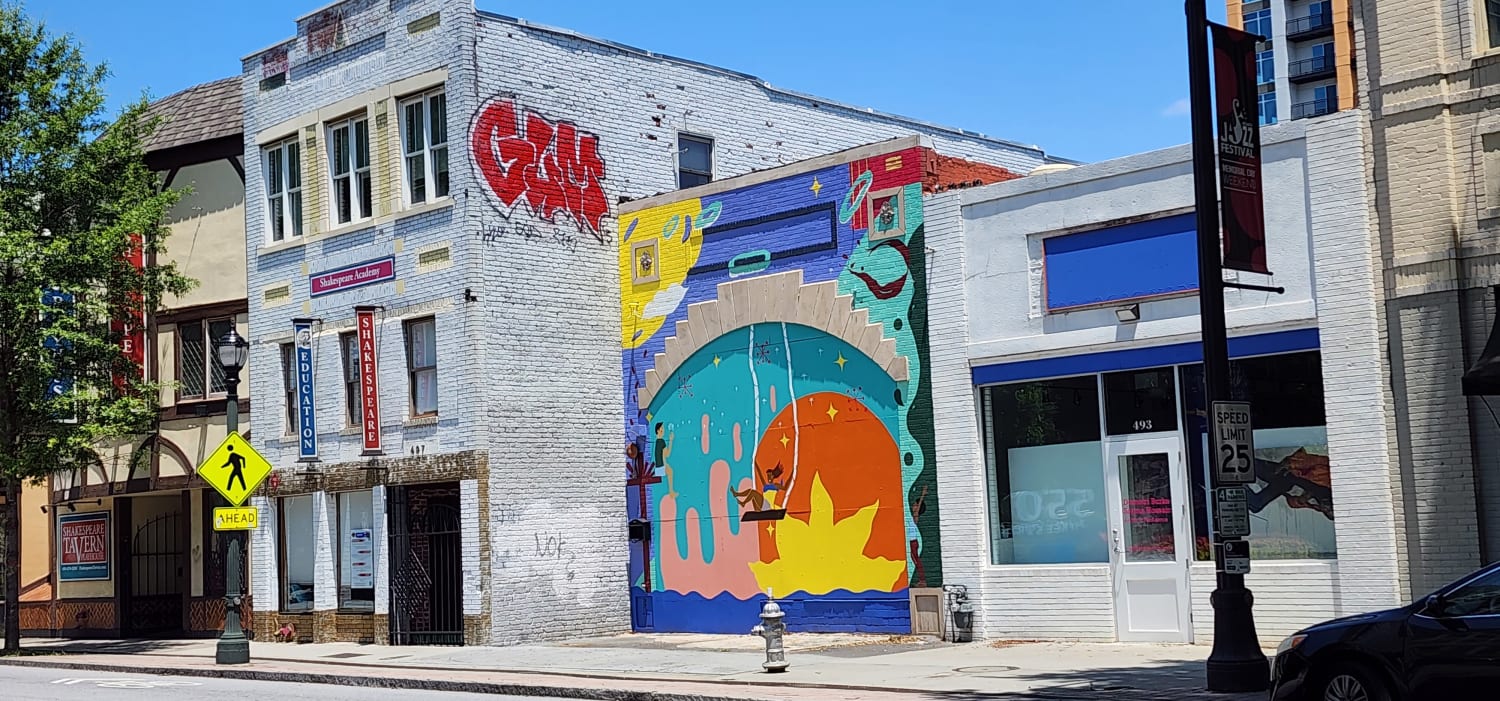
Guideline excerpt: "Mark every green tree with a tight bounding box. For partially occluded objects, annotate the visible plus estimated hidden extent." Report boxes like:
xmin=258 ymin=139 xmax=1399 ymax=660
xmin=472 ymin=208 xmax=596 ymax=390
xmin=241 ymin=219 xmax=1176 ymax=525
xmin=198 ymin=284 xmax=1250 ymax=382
xmin=0 ymin=3 xmax=191 ymax=651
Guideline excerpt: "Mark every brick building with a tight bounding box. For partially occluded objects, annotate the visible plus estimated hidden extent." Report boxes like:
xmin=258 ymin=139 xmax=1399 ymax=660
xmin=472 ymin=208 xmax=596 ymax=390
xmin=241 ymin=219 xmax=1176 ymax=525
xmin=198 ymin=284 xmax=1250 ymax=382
xmin=1346 ymin=0 xmax=1500 ymax=602
xmin=240 ymin=0 xmax=1061 ymax=645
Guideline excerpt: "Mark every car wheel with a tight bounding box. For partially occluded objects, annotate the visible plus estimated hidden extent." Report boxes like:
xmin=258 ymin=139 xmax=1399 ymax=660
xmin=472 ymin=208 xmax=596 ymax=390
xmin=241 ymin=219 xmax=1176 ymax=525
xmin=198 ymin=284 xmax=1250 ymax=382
xmin=1316 ymin=661 xmax=1391 ymax=701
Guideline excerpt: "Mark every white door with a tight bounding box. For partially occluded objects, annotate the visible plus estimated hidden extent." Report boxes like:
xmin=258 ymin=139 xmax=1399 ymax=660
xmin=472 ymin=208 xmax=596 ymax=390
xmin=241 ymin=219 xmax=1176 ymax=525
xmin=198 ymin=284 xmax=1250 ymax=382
xmin=1105 ymin=433 xmax=1192 ymax=643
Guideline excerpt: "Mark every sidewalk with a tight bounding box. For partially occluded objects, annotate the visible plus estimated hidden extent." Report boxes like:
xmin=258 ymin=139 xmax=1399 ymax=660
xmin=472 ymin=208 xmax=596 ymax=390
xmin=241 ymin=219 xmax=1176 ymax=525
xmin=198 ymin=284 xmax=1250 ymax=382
xmin=2 ymin=633 xmax=1270 ymax=700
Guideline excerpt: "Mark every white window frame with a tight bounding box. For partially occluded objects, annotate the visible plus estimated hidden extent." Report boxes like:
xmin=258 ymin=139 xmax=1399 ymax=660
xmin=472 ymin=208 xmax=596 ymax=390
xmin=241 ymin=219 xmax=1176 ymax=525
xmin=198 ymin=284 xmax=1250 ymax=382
xmin=327 ymin=113 xmax=372 ymax=227
xmin=398 ymin=88 xmax=449 ymax=206
xmin=263 ymin=138 xmax=303 ymax=243
xmin=1480 ymin=0 xmax=1500 ymax=54
xmin=677 ymin=133 xmax=714 ymax=189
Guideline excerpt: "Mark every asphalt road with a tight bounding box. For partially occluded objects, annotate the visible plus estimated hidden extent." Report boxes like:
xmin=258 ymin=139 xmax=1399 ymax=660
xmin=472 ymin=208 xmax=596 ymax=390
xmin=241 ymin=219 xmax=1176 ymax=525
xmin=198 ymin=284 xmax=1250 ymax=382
xmin=0 ymin=665 xmax=555 ymax=700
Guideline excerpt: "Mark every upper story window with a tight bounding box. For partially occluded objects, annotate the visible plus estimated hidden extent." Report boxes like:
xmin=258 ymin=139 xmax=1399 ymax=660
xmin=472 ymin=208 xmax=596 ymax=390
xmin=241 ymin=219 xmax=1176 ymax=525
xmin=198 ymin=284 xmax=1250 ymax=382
xmin=280 ymin=343 xmax=296 ymax=435
xmin=1256 ymin=49 xmax=1275 ymax=84
xmin=340 ymin=331 xmax=361 ymax=427
xmin=1243 ymin=8 xmax=1272 ymax=39
xmin=1258 ymin=91 xmax=1278 ymax=125
xmin=404 ymin=317 xmax=437 ymax=418
xmin=1485 ymin=0 xmax=1500 ymax=50
xmin=328 ymin=114 xmax=372 ymax=226
xmin=264 ymin=138 xmax=303 ymax=243
xmin=178 ymin=317 xmax=234 ymax=400
xmin=399 ymin=89 xmax=449 ymax=205
xmin=677 ymin=134 xmax=713 ymax=189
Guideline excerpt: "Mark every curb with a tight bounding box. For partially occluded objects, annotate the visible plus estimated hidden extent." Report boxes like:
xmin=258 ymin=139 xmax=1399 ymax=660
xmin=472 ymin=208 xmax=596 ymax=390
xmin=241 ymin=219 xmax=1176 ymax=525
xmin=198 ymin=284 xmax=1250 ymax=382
xmin=0 ymin=657 xmax=772 ymax=701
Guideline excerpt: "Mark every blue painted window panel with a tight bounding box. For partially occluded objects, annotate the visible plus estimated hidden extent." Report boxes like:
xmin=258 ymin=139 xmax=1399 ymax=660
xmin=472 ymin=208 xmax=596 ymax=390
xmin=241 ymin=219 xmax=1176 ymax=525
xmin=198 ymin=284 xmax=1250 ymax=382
xmin=688 ymin=203 xmax=837 ymax=277
xmin=1043 ymin=213 xmax=1199 ymax=311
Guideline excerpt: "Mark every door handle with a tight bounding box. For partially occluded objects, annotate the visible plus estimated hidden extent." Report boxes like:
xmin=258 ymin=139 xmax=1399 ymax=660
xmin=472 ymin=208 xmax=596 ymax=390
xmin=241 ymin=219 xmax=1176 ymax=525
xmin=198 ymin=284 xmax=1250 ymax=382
xmin=1112 ymin=528 xmax=1124 ymax=554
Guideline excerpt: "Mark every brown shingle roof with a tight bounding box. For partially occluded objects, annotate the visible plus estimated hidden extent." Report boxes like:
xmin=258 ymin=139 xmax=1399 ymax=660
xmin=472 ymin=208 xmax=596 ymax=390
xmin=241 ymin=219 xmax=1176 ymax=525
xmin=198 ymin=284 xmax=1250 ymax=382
xmin=141 ymin=77 xmax=243 ymax=154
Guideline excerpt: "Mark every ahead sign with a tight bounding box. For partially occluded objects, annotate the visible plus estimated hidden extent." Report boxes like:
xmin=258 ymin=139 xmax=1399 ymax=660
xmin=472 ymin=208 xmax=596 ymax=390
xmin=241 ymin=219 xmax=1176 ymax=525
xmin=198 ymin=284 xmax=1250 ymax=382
xmin=1211 ymin=401 xmax=1255 ymax=484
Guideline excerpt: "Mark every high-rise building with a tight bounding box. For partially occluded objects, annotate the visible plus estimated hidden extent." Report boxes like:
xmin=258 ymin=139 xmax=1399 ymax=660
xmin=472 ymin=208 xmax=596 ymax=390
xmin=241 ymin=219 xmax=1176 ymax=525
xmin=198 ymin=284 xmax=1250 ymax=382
xmin=1226 ymin=0 xmax=1358 ymax=123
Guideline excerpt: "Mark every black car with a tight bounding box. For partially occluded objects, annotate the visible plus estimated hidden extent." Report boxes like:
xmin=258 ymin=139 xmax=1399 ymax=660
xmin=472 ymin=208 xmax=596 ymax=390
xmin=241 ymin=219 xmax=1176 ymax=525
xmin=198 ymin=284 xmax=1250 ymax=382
xmin=1271 ymin=561 xmax=1500 ymax=700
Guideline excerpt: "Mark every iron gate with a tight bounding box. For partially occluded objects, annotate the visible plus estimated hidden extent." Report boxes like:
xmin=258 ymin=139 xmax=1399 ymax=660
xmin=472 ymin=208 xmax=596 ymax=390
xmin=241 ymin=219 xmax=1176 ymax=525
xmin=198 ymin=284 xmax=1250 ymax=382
xmin=388 ymin=484 xmax=463 ymax=645
xmin=127 ymin=512 xmax=183 ymax=635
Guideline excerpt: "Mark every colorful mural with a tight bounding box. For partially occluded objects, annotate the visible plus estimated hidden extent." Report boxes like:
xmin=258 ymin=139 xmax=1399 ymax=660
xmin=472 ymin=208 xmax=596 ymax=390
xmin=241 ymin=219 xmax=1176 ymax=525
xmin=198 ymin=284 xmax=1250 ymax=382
xmin=618 ymin=146 xmax=941 ymax=633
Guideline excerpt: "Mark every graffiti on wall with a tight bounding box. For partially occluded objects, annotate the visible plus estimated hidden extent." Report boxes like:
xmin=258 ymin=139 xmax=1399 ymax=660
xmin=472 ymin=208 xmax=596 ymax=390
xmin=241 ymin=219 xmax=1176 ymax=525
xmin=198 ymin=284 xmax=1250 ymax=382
xmin=471 ymin=98 xmax=610 ymax=241
xmin=618 ymin=147 xmax=942 ymax=634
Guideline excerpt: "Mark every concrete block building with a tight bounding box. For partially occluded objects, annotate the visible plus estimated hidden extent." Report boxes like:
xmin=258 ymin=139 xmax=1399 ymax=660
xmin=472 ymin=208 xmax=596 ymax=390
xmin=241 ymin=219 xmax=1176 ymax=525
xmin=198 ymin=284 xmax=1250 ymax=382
xmin=240 ymin=0 xmax=1060 ymax=645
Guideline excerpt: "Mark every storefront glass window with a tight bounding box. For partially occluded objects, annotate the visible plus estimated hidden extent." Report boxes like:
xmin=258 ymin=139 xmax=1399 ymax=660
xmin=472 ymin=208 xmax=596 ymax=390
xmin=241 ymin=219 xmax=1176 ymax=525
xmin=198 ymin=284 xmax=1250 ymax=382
xmin=982 ymin=376 xmax=1108 ymax=565
xmin=280 ymin=495 xmax=315 ymax=612
xmin=1181 ymin=351 xmax=1335 ymax=560
xmin=1103 ymin=367 xmax=1179 ymax=435
xmin=338 ymin=490 xmax=376 ymax=611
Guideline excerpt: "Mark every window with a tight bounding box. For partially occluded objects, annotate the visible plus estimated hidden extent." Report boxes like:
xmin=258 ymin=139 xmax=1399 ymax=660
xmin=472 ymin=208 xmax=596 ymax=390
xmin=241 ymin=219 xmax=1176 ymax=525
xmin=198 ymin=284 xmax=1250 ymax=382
xmin=280 ymin=343 xmax=296 ymax=435
xmin=981 ymin=376 xmax=1107 ymax=565
xmin=340 ymin=331 xmax=361 ymax=427
xmin=177 ymin=318 xmax=233 ymax=399
xmin=1434 ymin=568 xmax=1500 ymax=616
xmin=677 ymin=134 xmax=713 ymax=189
xmin=1180 ymin=352 xmax=1334 ymax=561
xmin=1314 ymin=84 xmax=1338 ymax=113
xmin=337 ymin=490 xmax=376 ymax=611
xmin=264 ymin=138 xmax=303 ymax=242
xmin=404 ymin=317 xmax=437 ymax=417
xmin=1103 ymin=367 xmax=1179 ymax=436
xmin=1486 ymin=0 xmax=1500 ymax=50
xmin=328 ymin=115 xmax=372 ymax=225
xmin=1259 ymin=91 xmax=1278 ymax=125
xmin=400 ymin=90 xmax=449 ymax=204
xmin=1256 ymin=49 xmax=1275 ymax=84
xmin=1242 ymin=8 xmax=1272 ymax=39
xmin=1483 ymin=132 xmax=1500 ymax=209
xmin=279 ymin=495 xmax=315 ymax=613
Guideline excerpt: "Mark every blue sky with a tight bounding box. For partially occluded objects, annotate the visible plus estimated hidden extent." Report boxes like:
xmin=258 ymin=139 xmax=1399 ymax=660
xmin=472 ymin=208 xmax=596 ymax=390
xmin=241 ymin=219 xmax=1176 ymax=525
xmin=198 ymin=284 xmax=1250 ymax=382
xmin=26 ymin=0 xmax=1226 ymax=163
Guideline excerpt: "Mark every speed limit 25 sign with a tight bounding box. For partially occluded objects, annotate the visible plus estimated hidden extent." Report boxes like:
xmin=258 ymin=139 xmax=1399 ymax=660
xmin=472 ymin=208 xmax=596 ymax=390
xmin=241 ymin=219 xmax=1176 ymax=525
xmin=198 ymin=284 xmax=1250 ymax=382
xmin=1212 ymin=401 xmax=1255 ymax=484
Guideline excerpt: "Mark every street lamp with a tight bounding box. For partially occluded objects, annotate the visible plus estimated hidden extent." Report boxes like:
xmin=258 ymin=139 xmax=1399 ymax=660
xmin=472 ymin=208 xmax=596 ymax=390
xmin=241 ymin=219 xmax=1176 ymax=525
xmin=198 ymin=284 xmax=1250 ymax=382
xmin=214 ymin=328 xmax=250 ymax=665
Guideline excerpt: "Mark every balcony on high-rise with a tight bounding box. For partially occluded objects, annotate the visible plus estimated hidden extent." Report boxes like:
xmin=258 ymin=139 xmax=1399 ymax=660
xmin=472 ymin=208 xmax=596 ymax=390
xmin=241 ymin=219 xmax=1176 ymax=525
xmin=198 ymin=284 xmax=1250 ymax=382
xmin=1286 ymin=12 xmax=1335 ymax=41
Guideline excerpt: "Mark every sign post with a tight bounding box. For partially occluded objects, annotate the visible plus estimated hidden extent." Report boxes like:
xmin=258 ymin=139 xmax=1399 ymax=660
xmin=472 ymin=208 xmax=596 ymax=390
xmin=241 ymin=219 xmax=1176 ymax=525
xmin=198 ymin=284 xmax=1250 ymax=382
xmin=1187 ymin=0 xmax=1269 ymax=690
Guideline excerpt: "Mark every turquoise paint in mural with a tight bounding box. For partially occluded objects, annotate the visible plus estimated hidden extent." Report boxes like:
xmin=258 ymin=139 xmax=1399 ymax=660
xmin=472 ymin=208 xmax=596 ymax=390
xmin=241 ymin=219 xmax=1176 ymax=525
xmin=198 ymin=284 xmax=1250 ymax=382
xmin=646 ymin=322 xmax=900 ymax=595
xmin=836 ymin=183 xmax=928 ymax=583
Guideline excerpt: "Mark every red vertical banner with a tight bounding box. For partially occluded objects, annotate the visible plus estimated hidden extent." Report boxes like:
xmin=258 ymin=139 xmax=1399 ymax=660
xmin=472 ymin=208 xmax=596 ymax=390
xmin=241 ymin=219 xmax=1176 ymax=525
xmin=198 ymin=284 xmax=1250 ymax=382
xmin=1210 ymin=22 xmax=1269 ymax=274
xmin=113 ymin=234 xmax=146 ymax=393
xmin=356 ymin=307 xmax=382 ymax=454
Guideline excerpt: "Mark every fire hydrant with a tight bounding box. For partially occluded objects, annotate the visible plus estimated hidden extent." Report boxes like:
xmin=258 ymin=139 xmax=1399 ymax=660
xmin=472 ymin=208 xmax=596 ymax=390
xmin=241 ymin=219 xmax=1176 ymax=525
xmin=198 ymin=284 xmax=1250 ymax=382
xmin=750 ymin=595 xmax=789 ymax=672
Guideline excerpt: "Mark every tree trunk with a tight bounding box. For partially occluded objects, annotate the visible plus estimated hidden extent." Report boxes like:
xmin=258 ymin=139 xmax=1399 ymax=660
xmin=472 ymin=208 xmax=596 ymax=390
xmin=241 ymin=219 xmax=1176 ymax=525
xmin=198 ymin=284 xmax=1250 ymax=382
xmin=3 ymin=477 xmax=19 ymax=651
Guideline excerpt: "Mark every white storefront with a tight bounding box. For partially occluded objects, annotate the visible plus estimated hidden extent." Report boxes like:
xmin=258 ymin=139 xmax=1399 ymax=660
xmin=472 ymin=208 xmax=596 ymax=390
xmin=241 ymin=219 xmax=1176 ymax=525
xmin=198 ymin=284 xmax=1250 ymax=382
xmin=926 ymin=110 xmax=1403 ymax=645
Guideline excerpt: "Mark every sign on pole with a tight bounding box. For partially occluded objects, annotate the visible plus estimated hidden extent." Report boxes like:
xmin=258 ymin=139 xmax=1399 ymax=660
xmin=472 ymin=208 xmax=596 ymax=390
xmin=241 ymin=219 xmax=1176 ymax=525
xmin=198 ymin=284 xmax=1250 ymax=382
xmin=1212 ymin=400 xmax=1256 ymax=484
xmin=1210 ymin=22 xmax=1269 ymax=275
xmin=1222 ymin=538 xmax=1251 ymax=575
xmin=1215 ymin=486 xmax=1251 ymax=538
xmin=355 ymin=307 xmax=383 ymax=455
xmin=292 ymin=318 xmax=319 ymax=461
xmin=196 ymin=432 xmax=273 ymax=507
xmin=213 ymin=506 xmax=260 ymax=531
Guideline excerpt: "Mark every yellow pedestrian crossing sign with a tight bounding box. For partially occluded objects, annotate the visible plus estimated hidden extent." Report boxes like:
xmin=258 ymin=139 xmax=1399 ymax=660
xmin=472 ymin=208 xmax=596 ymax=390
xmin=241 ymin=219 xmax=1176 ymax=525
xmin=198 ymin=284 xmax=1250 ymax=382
xmin=197 ymin=432 xmax=272 ymax=507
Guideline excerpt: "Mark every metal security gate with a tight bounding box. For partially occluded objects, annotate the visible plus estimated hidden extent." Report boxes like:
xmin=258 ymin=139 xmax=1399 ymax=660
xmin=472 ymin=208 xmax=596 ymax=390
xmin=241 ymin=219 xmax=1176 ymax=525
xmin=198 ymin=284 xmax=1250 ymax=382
xmin=388 ymin=484 xmax=463 ymax=645
xmin=126 ymin=512 xmax=184 ymax=636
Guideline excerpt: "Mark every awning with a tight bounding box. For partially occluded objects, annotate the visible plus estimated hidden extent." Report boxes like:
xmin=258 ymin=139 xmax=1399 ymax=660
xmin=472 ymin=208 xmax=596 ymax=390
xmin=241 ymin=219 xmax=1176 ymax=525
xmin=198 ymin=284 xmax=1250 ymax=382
xmin=1464 ymin=287 xmax=1500 ymax=395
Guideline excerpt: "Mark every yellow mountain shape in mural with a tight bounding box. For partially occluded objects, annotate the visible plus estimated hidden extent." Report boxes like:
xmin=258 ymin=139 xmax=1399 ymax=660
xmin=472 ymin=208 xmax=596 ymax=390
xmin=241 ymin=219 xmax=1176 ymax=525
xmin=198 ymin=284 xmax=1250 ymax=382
xmin=749 ymin=473 xmax=907 ymax=596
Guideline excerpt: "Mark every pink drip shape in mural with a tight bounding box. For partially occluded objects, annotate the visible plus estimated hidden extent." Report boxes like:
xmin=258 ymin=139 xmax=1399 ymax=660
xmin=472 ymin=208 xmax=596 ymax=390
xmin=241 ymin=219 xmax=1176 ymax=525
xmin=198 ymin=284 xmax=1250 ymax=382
xmin=659 ymin=459 xmax=762 ymax=599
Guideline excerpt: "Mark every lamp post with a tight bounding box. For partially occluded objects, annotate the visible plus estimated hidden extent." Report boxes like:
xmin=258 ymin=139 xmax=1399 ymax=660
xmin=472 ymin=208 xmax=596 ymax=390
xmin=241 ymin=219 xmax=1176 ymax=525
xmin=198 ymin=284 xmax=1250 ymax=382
xmin=214 ymin=329 xmax=250 ymax=665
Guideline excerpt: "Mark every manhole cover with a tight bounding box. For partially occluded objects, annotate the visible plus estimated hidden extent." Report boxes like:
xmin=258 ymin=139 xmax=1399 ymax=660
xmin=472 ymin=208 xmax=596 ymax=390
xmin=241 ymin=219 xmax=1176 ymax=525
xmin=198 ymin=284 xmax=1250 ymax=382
xmin=953 ymin=665 xmax=1021 ymax=674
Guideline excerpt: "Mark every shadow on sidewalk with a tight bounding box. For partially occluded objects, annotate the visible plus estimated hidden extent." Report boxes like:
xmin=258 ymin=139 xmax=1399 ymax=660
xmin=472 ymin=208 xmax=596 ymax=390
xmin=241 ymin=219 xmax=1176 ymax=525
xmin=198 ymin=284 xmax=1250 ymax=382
xmin=18 ymin=639 xmax=190 ymax=656
xmin=918 ymin=658 xmax=1262 ymax=700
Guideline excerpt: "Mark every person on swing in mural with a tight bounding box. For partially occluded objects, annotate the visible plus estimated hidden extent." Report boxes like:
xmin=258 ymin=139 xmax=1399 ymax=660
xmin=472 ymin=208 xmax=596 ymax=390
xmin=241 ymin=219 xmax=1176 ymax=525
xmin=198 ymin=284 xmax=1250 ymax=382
xmin=653 ymin=423 xmax=676 ymax=497
xmin=733 ymin=462 xmax=787 ymax=513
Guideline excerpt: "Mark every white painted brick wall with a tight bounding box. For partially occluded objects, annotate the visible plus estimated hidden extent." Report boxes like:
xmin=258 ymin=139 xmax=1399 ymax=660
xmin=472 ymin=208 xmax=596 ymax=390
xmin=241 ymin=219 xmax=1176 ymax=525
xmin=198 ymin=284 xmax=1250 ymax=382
xmin=1305 ymin=110 xmax=1405 ymax=612
xmin=373 ymin=485 xmax=389 ymax=615
xmin=313 ymin=490 xmax=337 ymax=611
xmin=460 ymin=479 xmax=482 ymax=616
xmin=249 ymin=495 xmax=278 ymax=612
xmin=1189 ymin=562 xmax=1339 ymax=645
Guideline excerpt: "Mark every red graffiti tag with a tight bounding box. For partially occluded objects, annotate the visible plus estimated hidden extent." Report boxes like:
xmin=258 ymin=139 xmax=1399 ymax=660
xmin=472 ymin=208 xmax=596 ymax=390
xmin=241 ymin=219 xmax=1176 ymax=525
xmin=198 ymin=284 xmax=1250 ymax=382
xmin=471 ymin=100 xmax=609 ymax=239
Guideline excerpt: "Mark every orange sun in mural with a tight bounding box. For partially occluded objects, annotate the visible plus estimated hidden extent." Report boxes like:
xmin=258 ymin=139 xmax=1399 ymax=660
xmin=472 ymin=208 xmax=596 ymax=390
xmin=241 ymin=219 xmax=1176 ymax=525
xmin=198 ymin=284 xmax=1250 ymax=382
xmin=749 ymin=391 xmax=908 ymax=594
